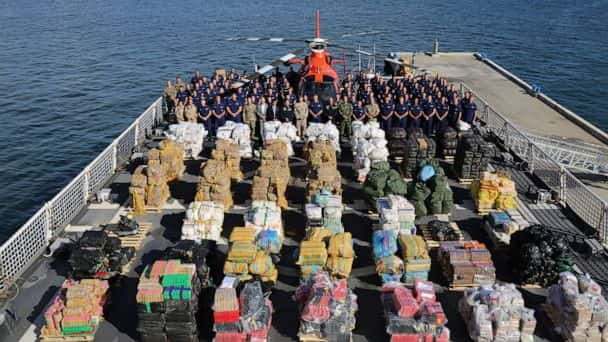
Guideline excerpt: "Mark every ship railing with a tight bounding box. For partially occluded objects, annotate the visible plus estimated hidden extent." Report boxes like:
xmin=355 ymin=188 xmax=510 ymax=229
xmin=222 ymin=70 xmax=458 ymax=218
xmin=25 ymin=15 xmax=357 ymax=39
xmin=0 ymin=97 xmax=163 ymax=294
xmin=461 ymin=83 xmax=608 ymax=243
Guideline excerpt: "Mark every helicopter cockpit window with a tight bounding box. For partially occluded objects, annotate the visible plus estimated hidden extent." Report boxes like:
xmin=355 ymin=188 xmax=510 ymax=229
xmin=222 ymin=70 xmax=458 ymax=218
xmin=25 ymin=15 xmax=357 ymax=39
xmin=302 ymin=76 xmax=336 ymax=102
xmin=311 ymin=43 xmax=326 ymax=50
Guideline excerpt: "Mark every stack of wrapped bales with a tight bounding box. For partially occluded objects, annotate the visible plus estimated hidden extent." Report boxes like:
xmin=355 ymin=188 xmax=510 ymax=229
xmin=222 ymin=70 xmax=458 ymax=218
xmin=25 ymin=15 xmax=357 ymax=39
xmin=454 ymin=133 xmax=493 ymax=180
xmin=484 ymin=211 xmax=530 ymax=247
xmin=351 ymin=121 xmax=389 ymax=182
xmin=373 ymin=230 xmax=403 ymax=283
xmin=509 ymin=225 xmax=573 ymax=286
xmin=545 ymin=272 xmax=608 ymax=342
xmin=376 ymin=195 xmax=416 ymax=235
xmin=224 ymin=232 xmax=276 ymax=283
xmin=41 ymin=279 xmax=108 ymax=340
xmin=159 ymin=140 xmax=186 ymax=182
xmin=387 ymin=127 xmax=407 ymax=159
xmin=362 ymin=161 xmax=408 ymax=209
xmin=306 ymin=122 xmax=341 ymax=152
xmin=305 ymin=141 xmax=342 ymax=202
xmin=166 ymin=122 xmax=208 ymax=158
xmin=240 ymin=281 xmax=274 ymax=342
xmin=399 ymin=130 xmax=436 ymax=179
xmin=325 ymin=233 xmax=355 ymax=279
xmin=470 ymin=172 xmax=517 ymax=212
xmin=181 ymin=201 xmax=224 ymax=242
xmin=217 ymin=121 xmax=253 ymax=158
xmin=68 ymin=230 xmax=134 ymax=277
xmin=213 ymin=139 xmax=244 ymax=181
xmin=213 ymin=286 xmax=243 ymax=341
xmin=459 ymin=283 xmax=537 ymax=342
xmin=263 ymin=120 xmax=300 ymax=156
xmin=295 ymin=272 xmax=358 ymax=341
xmin=381 ymin=281 xmax=450 ymax=342
xmin=406 ymin=162 xmax=453 ymax=217
xmin=437 ymin=241 xmax=496 ymax=288
xmin=305 ymin=190 xmax=344 ymax=234
xmin=245 ymin=200 xmax=284 ymax=256
xmin=297 ymin=239 xmax=328 ymax=279
xmin=428 ymin=220 xmax=461 ymax=242
xmin=252 ymin=140 xmax=290 ymax=208
xmin=398 ymin=234 xmax=432 ymax=284
xmin=136 ymin=260 xmax=200 ymax=342
xmin=196 ymin=158 xmax=234 ymax=209
xmin=436 ymin=127 xmax=458 ymax=159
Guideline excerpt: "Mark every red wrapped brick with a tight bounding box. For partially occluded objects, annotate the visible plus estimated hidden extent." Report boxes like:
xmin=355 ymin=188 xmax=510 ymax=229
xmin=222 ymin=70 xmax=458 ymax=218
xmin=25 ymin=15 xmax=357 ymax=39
xmin=213 ymin=309 xmax=240 ymax=323
xmin=390 ymin=334 xmax=420 ymax=342
xmin=215 ymin=332 xmax=247 ymax=342
xmin=413 ymin=279 xmax=436 ymax=303
xmin=392 ymin=287 xmax=419 ymax=318
xmin=418 ymin=301 xmax=446 ymax=326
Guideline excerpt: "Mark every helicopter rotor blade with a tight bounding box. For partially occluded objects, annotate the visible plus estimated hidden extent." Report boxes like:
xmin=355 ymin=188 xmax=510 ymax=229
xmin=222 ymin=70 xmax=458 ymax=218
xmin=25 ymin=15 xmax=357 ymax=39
xmin=327 ymin=43 xmax=417 ymax=69
xmin=226 ymin=37 xmax=306 ymax=43
xmin=336 ymin=30 xmax=386 ymax=39
xmin=232 ymin=46 xmax=308 ymax=88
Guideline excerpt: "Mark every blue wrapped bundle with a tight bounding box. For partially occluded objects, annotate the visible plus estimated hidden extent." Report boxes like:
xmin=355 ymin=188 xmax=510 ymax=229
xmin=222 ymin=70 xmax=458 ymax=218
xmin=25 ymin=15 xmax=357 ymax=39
xmin=372 ymin=230 xmax=398 ymax=260
xmin=418 ymin=165 xmax=435 ymax=182
xmin=403 ymin=270 xmax=429 ymax=283
xmin=256 ymin=230 xmax=282 ymax=254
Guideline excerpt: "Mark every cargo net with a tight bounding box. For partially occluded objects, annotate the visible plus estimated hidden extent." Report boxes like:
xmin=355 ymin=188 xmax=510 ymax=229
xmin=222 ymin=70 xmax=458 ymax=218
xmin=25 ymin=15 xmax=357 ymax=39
xmin=213 ymin=281 xmax=273 ymax=341
xmin=305 ymin=140 xmax=342 ymax=202
xmin=381 ymin=281 xmax=450 ymax=341
xmin=136 ymin=260 xmax=201 ymax=342
xmin=129 ymin=140 xmax=185 ymax=215
xmin=251 ymin=140 xmax=290 ymax=208
xmin=295 ymin=272 xmax=358 ymax=341
xmin=41 ymin=279 xmax=109 ymax=339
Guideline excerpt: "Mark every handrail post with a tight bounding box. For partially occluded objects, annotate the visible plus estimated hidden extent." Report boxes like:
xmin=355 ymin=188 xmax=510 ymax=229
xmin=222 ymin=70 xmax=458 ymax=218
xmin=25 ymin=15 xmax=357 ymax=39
xmin=528 ymin=142 xmax=535 ymax=172
xmin=559 ymin=166 xmax=567 ymax=204
xmin=44 ymin=202 xmax=53 ymax=242
xmin=134 ymin=119 xmax=140 ymax=147
xmin=599 ymin=204 xmax=608 ymax=244
xmin=111 ymin=142 xmax=118 ymax=171
xmin=83 ymin=166 xmax=90 ymax=201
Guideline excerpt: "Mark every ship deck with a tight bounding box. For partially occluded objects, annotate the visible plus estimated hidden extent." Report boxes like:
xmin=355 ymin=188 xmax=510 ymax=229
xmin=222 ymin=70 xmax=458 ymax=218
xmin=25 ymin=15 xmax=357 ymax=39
xmin=402 ymin=52 xmax=608 ymax=202
xmin=6 ymin=133 xmax=608 ymax=342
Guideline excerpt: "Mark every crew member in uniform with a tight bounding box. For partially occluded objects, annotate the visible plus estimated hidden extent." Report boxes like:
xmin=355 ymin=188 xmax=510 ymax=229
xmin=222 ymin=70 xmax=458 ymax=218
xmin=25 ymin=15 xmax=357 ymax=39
xmin=212 ymin=95 xmax=226 ymax=137
xmin=394 ymin=95 xmax=410 ymax=129
xmin=337 ymin=95 xmax=353 ymax=139
xmin=294 ymin=97 xmax=308 ymax=139
xmin=184 ymin=97 xmax=198 ymax=123
xmin=462 ymin=94 xmax=477 ymax=124
xmin=198 ymin=98 xmax=212 ymax=136
xmin=380 ymin=95 xmax=395 ymax=131
xmin=409 ymin=98 xmax=423 ymax=128
xmin=353 ymin=100 xmax=366 ymax=122
xmin=308 ymin=95 xmax=324 ymax=123
xmin=421 ymin=95 xmax=436 ymax=136
xmin=163 ymin=80 xmax=177 ymax=115
xmin=325 ymin=97 xmax=338 ymax=123
xmin=448 ymin=94 xmax=462 ymax=126
xmin=174 ymin=100 xmax=185 ymax=123
xmin=435 ymin=97 xmax=449 ymax=133
xmin=256 ymin=97 xmax=269 ymax=142
xmin=243 ymin=97 xmax=257 ymax=140
xmin=226 ymin=93 xmax=243 ymax=123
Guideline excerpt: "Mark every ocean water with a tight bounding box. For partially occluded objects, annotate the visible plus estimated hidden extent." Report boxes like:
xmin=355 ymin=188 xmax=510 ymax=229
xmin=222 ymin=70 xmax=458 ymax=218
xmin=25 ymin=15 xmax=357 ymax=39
xmin=0 ymin=0 xmax=606 ymax=242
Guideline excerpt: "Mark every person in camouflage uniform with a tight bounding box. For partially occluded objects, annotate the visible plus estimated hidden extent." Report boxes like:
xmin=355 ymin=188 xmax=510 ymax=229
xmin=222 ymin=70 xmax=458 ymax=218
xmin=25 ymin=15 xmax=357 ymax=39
xmin=338 ymin=95 xmax=353 ymax=139
xmin=294 ymin=96 xmax=309 ymax=139
xmin=243 ymin=96 xmax=257 ymax=140
xmin=163 ymin=80 xmax=177 ymax=115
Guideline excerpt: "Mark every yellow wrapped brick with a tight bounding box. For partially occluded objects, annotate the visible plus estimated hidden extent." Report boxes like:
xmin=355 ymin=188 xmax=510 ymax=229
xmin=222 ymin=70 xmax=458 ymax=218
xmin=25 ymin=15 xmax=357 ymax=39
xmin=260 ymin=267 xmax=278 ymax=283
xmin=326 ymin=256 xmax=353 ymax=278
xmin=229 ymin=227 xmax=257 ymax=243
xmin=249 ymin=250 xmax=273 ymax=276
xmin=308 ymin=228 xmax=333 ymax=242
xmin=223 ymin=261 xmax=249 ymax=276
xmin=227 ymin=242 xmax=257 ymax=263
xmin=328 ymin=233 xmax=354 ymax=258
xmin=296 ymin=240 xmax=328 ymax=266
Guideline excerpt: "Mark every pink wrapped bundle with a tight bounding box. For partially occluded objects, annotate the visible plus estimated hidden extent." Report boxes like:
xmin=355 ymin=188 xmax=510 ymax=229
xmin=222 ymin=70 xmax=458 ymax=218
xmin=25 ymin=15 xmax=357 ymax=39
xmin=249 ymin=327 xmax=271 ymax=342
xmin=331 ymin=279 xmax=347 ymax=301
xmin=215 ymin=332 xmax=247 ymax=342
xmin=301 ymin=289 xmax=331 ymax=322
xmin=392 ymin=287 xmax=419 ymax=318
xmin=414 ymin=279 xmax=436 ymax=303
xmin=419 ymin=301 xmax=446 ymax=326
xmin=163 ymin=259 xmax=181 ymax=274
xmin=44 ymin=298 xmax=64 ymax=330
xmin=390 ymin=334 xmax=420 ymax=342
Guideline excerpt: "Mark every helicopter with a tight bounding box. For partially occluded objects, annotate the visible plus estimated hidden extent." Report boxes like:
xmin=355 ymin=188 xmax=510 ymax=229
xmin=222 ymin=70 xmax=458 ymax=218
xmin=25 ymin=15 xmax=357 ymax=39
xmin=228 ymin=11 xmax=414 ymax=102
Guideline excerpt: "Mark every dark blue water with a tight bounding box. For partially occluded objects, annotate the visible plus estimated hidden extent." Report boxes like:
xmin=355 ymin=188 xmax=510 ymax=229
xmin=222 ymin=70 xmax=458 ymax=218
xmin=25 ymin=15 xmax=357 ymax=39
xmin=0 ymin=0 xmax=606 ymax=242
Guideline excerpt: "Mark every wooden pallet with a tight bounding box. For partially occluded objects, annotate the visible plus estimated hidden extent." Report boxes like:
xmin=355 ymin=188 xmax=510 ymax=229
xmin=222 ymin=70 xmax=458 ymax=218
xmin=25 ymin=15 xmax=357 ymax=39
xmin=448 ymin=284 xmax=481 ymax=291
xmin=441 ymin=156 xmax=455 ymax=163
xmin=40 ymin=333 xmax=95 ymax=342
xmin=520 ymin=283 xmax=543 ymax=289
xmin=419 ymin=222 xmax=464 ymax=248
xmin=107 ymin=222 xmax=152 ymax=273
xmin=128 ymin=205 xmax=161 ymax=214
xmin=476 ymin=208 xmax=497 ymax=216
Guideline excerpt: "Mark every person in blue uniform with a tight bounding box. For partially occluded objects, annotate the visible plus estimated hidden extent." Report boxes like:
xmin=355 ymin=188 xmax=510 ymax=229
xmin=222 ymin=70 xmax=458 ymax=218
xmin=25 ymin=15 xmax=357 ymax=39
xmin=394 ymin=95 xmax=410 ymax=129
xmin=308 ymin=95 xmax=324 ymax=123
xmin=380 ymin=95 xmax=395 ymax=130
xmin=462 ymin=94 xmax=477 ymax=124
xmin=421 ymin=95 xmax=436 ymax=135
xmin=226 ymin=93 xmax=243 ymax=123
xmin=176 ymin=85 xmax=188 ymax=103
xmin=212 ymin=95 xmax=226 ymax=137
xmin=448 ymin=94 xmax=462 ymax=126
xmin=409 ymin=98 xmax=423 ymax=128
xmin=190 ymin=69 xmax=201 ymax=85
xmin=353 ymin=100 xmax=365 ymax=122
xmin=198 ymin=98 xmax=212 ymax=136
xmin=435 ymin=97 xmax=450 ymax=133
xmin=280 ymin=102 xmax=294 ymax=123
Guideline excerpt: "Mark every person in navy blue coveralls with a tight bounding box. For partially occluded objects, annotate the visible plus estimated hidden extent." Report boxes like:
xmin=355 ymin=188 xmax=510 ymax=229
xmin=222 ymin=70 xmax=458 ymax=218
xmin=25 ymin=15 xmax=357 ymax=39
xmin=435 ymin=97 xmax=449 ymax=133
xmin=380 ymin=95 xmax=395 ymax=130
xmin=212 ymin=95 xmax=226 ymax=137
xmin=421 ymin=95 xmax=437 ymax=136
xmin=409 ymin=98 xmax=423 ymax=128
xmin=394 ymin=95 xmax=410 ymax=129
xmin=226 ymin=93 xmax=243 ymax=123
xmin=353 ymin=100 xmax=365 ymax=122
xmin=462 ymin=94 xmax=477 ymax=124
xmin=198 ymin=98 xmax=212 ymax=136
xmin=449 ymin=93 xmax=462 ymax=126
xmin=308 ymin=95 xmax=324 ymax=123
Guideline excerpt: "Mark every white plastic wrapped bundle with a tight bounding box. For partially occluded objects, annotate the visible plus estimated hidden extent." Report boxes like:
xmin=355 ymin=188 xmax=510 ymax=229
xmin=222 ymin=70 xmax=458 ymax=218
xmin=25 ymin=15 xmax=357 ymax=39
xmin=166 ymin=122 xmax=207 ymax=158
xmin=263 ymin=120 xmax=299 ymax=156
xmin=350 ymin=122 xmax=388 ymax=182
xmin=182 ymin=201 xmax=224 ymax=242
xmin=376 ymin=195 xmax=416 ymax=235
xmin=306 ymin=122 xmax=340 ymax=152
xmin=215 ymin=121 xmax=253 ymax=158
xmin=245 ymin=201 xmax=282 ymax=235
